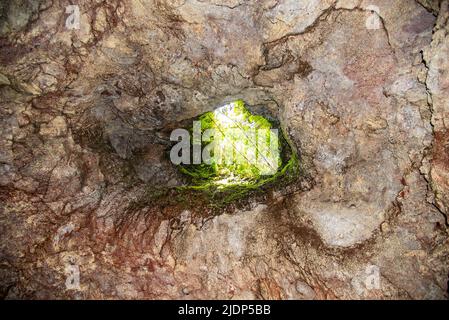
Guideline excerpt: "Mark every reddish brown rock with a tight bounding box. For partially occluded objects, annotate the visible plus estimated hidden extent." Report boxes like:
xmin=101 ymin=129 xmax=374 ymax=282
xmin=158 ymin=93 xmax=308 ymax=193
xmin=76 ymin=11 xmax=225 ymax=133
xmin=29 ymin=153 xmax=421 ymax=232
xmin=0 ymin=0 xmax=447 ymax=299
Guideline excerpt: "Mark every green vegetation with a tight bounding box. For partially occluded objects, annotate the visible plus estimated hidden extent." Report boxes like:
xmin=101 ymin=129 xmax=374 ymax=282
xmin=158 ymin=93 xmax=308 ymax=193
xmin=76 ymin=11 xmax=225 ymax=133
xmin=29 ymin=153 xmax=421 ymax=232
xmin=177 ymin=100 xmax=300 ymax=205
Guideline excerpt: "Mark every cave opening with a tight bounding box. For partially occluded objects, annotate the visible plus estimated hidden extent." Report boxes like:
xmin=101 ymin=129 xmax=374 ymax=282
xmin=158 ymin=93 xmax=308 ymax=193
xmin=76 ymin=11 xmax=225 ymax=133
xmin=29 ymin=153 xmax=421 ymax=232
xmin=176 ymin=100 xmax=298 ymax=202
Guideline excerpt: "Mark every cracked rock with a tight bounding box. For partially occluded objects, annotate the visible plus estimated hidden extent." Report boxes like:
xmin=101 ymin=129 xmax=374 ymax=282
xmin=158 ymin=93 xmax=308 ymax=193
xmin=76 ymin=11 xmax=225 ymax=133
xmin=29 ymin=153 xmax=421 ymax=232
xmin=0 ymin=0 xmax=448 ymax=299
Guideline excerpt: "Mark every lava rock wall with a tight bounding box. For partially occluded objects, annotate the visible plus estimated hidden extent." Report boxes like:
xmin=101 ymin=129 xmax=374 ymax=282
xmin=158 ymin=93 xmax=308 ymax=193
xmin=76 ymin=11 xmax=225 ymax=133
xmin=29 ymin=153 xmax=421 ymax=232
xmin=0 ymin=0 xmax=448 ymax=299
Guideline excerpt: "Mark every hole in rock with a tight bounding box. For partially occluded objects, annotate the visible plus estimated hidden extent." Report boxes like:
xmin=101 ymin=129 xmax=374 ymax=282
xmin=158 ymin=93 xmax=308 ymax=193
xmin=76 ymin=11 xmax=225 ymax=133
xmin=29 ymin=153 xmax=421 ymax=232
xmin=173 ymin=100 xmax=298 ymax=202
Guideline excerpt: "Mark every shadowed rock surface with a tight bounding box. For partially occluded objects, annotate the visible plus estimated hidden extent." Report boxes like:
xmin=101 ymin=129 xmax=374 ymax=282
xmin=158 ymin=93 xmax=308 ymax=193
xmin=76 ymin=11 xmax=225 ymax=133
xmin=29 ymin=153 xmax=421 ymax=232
xmin=0 ymin=0 xmax=448 ymax=299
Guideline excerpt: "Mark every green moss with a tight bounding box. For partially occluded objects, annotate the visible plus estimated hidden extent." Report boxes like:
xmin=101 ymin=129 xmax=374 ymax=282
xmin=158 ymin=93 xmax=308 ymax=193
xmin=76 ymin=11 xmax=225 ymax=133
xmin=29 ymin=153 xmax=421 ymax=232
xmin=176 ymin=100 xmax=300 ymax=206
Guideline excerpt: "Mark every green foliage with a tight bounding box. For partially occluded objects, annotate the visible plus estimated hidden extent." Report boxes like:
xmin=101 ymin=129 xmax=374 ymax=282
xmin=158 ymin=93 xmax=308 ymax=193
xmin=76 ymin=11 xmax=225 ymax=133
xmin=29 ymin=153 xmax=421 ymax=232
xmin=176 ymin=100 xmax=300 ymax=205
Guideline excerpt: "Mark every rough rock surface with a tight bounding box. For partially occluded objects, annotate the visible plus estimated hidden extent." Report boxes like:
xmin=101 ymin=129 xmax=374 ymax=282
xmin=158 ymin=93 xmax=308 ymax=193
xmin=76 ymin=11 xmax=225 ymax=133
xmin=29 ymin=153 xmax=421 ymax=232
xmin=0 ymin=0 xmax=448 ymax=299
